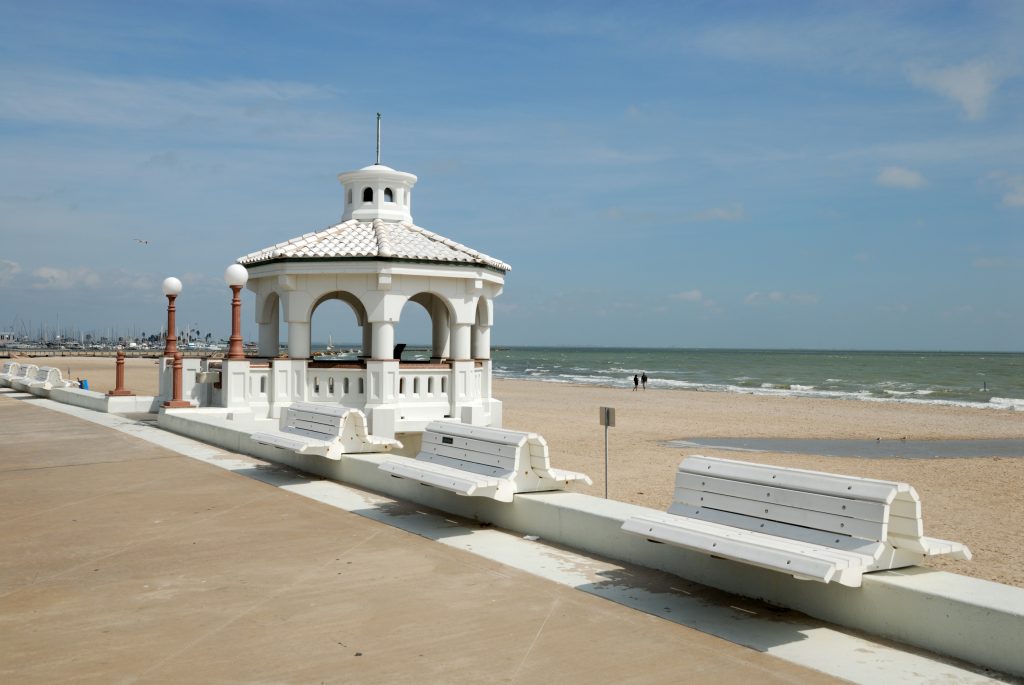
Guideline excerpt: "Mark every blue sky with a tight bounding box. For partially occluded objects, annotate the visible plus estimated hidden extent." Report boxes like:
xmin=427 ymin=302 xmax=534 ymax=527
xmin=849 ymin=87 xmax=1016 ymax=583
xmin=1 ymin=1 xmax=1021 ymax=350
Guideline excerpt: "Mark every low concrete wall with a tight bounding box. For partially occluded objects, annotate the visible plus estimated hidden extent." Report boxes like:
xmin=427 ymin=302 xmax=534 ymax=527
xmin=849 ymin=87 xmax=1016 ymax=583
xmin=157 ymin=411 xmax=1024 ymax=678
xmin=49 ymin=387 xmax=160 ymax=413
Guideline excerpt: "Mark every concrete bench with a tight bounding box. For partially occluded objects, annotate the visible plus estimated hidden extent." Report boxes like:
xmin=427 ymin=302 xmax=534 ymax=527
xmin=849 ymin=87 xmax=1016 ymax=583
xmin=379 ymin=421 xmax=592 ymax=503
xmin=621 ymin=456 xmax=971 ymax=587
xmin=0 ymin=362 xmax=20 ymax=387
xmin=8 ymin=364 xmax=39 ymax=391
xmin=252 ymin=402 xmax=401 ymax=460
xmin=28 ymin=366 xmax=75 ymax=392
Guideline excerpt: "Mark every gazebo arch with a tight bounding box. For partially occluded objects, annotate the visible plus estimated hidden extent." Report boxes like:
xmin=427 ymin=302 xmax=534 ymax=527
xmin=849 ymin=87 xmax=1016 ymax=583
xmin=256 ymin=290 xmax=282 ymax=357
xmin=310 ymin=290 xmax=370 ymax=356
xmin=403 ymin=291 xmax=454 ymax=361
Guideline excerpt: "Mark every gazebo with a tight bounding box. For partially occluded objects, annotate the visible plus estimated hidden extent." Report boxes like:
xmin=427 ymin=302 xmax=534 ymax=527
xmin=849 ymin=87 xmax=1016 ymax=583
xmin=210 ymin=159 xmax=509 ymax=438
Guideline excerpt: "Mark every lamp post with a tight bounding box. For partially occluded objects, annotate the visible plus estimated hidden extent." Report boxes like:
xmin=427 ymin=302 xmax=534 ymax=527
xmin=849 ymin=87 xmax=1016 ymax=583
xmin=162 ymin=277 xmax=183 ymax=357
xmin=224 ymin=264 xmax=248 ymax=361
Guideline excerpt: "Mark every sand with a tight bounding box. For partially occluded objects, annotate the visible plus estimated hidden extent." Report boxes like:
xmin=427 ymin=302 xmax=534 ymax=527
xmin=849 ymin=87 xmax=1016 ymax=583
xmin=496 ymin=378 xmax=1024 ymax=588
xmin=11 ymin=354 xmax=1022 ymax=587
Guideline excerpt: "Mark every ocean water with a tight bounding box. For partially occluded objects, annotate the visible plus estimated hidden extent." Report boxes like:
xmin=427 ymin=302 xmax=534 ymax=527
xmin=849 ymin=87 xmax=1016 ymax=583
xmin=490 ymin=347 xmax=1024 ymax=411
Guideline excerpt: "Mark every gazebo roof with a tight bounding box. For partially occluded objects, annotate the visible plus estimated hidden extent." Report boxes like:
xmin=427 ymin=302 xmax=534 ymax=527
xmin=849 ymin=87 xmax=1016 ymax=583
xmin=238 ymin=218 xmax=511 ymax=273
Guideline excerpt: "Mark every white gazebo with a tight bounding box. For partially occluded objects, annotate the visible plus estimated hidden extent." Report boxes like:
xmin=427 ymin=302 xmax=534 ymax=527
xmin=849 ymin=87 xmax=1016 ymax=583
xmin=209 ymin=159 xmax=509 ymax=438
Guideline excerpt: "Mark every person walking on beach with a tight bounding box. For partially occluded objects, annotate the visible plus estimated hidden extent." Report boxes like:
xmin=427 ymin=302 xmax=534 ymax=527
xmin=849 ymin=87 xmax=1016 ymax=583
xmin=633 ymin=374 xmax=639 ymax=391
xmin=641 ymin=371 xmax=648 ymax=390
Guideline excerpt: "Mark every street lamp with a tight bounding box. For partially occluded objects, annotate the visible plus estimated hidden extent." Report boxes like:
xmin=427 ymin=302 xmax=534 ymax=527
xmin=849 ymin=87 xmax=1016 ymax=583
xmin=161 ymin=277 xmax=183 ymax=357
xmin=224 ymin=264 xmax=248 ymax=360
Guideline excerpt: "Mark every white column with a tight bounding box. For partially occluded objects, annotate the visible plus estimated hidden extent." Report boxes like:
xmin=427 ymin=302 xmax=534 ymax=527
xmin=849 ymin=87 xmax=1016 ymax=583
xmin=371 ymin=321 xmax=394 ymax=360
xmin=287 ymin=321 xmax=310 ymax=359
xmin=471 ymin=325 xmax=490 ymax=360
xmin=258 ymin=322 xmax=279 ymax=357
xmin=451 ymin=323 xmax=471 ymax=361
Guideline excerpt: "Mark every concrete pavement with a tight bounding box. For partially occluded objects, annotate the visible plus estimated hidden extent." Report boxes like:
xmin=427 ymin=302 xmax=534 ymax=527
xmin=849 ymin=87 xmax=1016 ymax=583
xmin=0 ymin=394 xmax=837 ymax=684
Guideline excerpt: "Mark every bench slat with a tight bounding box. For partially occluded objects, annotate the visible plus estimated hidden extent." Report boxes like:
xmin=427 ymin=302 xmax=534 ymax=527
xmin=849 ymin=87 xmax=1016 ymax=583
xmin=419 ymin=442 xmax=517 ymax=472
xmin=289 ymin=402 xmax=354 ymax=418
xmin=682 ymin=456 xmax=898 ymax=503
xmin=289 ymin=410 xmax=342 ymax=428
xmin=417 ymin=450 xmax=515 ymax=478
xmin=678 ymin=472 xmax=887 ymax=523
xmin=624 ymin=516 xmax=872 ymax=586
xmin=379 ymin=458 xmax=508 ymax=501
xmin=422 ymin=431 xmax=520 ymax=459
xmin=666 ymin=503 xmax=885 ymax=559
xmin=633 ymin=511 xmax=878 ymax=570
xmin=424 ymin=421 xmax=527 ymax=447
xmin=677 ymin=489 xmax=886 ymax=540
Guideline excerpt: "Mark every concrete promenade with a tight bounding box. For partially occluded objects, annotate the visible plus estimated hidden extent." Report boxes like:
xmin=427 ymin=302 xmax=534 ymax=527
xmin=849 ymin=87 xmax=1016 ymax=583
xmin=0 ymin=394 xmax=837 ymax=684
xmin=2 ymin=391 xmax=1011 ymax=685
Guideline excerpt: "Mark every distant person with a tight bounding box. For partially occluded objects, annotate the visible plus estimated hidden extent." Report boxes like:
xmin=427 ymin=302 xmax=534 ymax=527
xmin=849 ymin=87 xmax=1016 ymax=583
xmin=633 ymin=374 xmax=639 ymax=391
xmin=641 ymin=371 xmax=648 ymax=390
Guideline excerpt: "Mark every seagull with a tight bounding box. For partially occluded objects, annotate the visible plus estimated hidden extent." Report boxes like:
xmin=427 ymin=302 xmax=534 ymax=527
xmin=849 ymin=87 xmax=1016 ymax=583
xmin=134 ymin=239 xmax=150 ymax=245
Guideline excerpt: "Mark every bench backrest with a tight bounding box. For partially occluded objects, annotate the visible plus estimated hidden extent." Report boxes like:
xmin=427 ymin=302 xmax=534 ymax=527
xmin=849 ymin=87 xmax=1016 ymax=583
xmin=13 ymin=364 xmax=37 ymax=381
xmin=1 ymin=362 xmax=17 ymax=376
xmin=34 ymin=367 xmax=62 ymax=383
xmin=279 ymin=402 xmax=348 ymax=441
xmin=672 ymin=456 xmax=925 ymax=542
xmin=417 ymin=421 xmax=531 ymax=477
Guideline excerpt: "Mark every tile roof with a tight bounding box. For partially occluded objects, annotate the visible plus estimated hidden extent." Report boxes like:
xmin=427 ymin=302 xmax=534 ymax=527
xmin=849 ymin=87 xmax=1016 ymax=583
xmin=238 ymin=218 xmax=510 ymax=272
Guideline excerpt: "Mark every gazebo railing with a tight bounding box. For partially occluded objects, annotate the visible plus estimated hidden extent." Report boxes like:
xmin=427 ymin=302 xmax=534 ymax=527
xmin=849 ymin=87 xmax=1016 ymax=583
xmin=306 ymin=367 xmax=367 ymax=408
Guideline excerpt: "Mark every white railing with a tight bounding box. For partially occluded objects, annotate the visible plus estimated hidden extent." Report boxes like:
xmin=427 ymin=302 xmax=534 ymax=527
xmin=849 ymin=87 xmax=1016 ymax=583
xmin=396 ymin=368 xmax=450 ymax=405
xmin=247 ymin=367 xmax=271 ymax=402
xmin=306 ymin=367 xmax=366 ymax=408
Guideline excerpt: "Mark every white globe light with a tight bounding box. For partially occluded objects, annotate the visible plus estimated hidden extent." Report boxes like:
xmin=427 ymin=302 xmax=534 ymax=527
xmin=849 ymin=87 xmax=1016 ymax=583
xmin=162 ymin=276 xmax=183 ymax=296
xmin=224 ymin=263 xmax=249 ymax=287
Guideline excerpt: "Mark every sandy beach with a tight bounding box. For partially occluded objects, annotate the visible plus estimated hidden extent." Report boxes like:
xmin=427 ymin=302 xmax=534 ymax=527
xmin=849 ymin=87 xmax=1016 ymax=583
xmin=10 ymin=354 xmax=1023 ymax=587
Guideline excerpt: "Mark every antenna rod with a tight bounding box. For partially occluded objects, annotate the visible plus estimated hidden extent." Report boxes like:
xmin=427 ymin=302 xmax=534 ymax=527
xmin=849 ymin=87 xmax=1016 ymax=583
xmin=375 ymin=112 xmax=381 ymax=165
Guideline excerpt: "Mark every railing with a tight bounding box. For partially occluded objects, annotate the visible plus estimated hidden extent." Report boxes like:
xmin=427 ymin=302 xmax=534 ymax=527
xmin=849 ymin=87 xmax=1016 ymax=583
xmin=306 ymin=368 xmax=367 ymax=408
xmin=397 ymin=368 xmax=450 ymax=404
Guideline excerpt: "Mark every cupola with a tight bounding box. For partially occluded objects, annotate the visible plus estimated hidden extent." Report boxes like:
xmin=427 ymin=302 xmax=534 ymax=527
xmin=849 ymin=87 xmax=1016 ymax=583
xmin=338 ymin=163 xmax=417 ymax=223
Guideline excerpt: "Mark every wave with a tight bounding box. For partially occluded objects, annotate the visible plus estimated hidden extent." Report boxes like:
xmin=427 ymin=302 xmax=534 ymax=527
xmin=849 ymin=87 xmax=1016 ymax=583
xmin=493 ymin=368 xmax=1022 ymax=411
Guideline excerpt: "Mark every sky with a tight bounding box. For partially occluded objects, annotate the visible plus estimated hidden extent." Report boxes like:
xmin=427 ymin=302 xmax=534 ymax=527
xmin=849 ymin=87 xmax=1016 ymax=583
xmin=1 ymin=0 xmax=1021 ymax=351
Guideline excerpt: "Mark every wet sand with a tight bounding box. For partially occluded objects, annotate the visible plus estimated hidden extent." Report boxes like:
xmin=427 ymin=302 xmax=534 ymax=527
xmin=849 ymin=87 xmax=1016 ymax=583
xmin=13 ymin=355 xmax=1022 ymax=587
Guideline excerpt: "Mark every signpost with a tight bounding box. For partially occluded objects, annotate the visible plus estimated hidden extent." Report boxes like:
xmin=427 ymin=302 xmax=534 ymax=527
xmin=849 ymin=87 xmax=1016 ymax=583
xmin=599 ymin=406 xmax=615 ymax=498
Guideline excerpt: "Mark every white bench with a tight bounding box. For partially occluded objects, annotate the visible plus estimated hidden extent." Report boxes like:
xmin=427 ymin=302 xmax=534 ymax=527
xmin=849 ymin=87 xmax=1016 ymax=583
xmin=379 ymin=421 xmax=592 ymax=503
xmin=28 ymin=366 xmax=74 ymax=392
xmin=0 ymin=362 xmax=20 ymax=387
xmin=252 ymin=402 xmax=401 ymax=460
xmin=8 ymin=364 xmax=39 ymax=391
xmin=621 ymin=456 xmax=971 ymax=587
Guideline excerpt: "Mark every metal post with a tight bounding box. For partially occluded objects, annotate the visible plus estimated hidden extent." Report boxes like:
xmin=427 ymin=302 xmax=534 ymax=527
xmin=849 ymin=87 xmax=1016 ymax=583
xmin=604 ymin=423 xmax=609 ymax=499
xmin=375 ymin=112 xmax=382 ymax=165
xmin=599 ymin=406 xmax=615 ymax=499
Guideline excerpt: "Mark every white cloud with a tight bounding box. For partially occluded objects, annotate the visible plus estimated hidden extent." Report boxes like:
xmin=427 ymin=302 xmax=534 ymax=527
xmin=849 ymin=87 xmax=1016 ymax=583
xmin=0 ymin=68 xmax=343 ymax=142
xmin=906 ymin=60 xmax=1003 ymax=120
xmin=0 ymin=259 xmax=21 ymax=285
xmin=688 ymin=204 xmax=746 ymax=222
xmin=31 ymin=266 xmax=101 ymax=290
xmin=745 ymin=291 xmax=818 ymax=306
xmin=672 ymin=289 xmax=704 ymax=302
xmin=997 ymin=174 xmax=1024 ymax=207
xmin=972 ymin=257 xmax=1024 ymax=269
xmin=877 ymin=166 xmax=927 ymax=189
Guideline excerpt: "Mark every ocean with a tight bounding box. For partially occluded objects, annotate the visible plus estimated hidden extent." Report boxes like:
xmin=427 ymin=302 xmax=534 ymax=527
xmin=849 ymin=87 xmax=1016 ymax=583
xmin=488 ymin=347 xmax=1024 ymax=411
